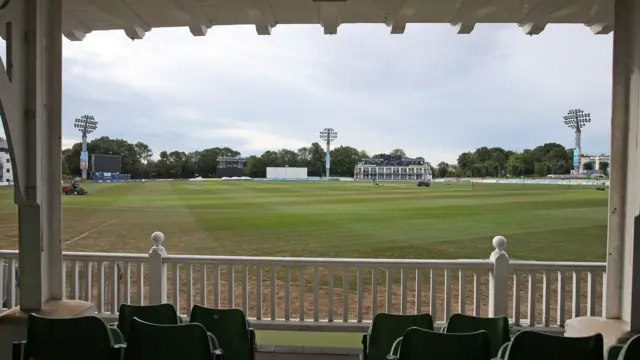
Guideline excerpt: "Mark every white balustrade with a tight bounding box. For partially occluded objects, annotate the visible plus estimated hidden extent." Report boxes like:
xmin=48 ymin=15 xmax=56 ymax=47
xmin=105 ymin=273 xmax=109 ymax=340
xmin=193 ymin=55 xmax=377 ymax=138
xmin=0 ymin=233 xmax=606 ymax=331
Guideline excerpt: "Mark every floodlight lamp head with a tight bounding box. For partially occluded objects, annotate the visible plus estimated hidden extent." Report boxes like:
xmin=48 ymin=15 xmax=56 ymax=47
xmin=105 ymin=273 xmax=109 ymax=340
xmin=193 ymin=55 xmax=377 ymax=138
xmin=563 ymin=109 xmax=591 ymax=130
xmin=320 ymin=127 xmax=338 ymax=142
xmin=74 ymin=114 xmax=98 ymax=135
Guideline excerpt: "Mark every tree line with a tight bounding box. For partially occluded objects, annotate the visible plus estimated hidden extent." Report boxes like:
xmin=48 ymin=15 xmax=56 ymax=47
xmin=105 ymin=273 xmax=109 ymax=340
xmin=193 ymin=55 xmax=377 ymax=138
xmin=62 ymin=137 xmax=607 ymax=179
xmin=62 ymin=136 xmax=411 ymax=179
xmin=436 ymin=142 xmax=609 ymax=178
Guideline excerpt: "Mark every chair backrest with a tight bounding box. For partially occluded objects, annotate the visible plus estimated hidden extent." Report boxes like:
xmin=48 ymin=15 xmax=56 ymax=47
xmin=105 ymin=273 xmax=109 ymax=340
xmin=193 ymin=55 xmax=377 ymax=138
xmin=504 ymin=330 xmax=603 ymax=360
xmin=398 ymin=327 xmax=491 ymax=360
xmin=189 ymin=305 xmax=251 ymax=360
xmin=367 ymin=313 xmax=434 ymax=360
xmin=444 ymin=313 xmax=511 ymax=357
xmin=618 ymin=333 xmax=640 ymax=359
xmin=123 ymin=317 xmax=214 ymax=360
xmin=117 ymin=303 xmax=180 ymax=341
xmin=25 ymin=314 xmax=116 ymax=360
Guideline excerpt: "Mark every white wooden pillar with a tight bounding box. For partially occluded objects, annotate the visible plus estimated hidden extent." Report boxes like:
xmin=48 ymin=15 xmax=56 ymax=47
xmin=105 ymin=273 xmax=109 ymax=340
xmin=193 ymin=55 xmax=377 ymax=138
xmin=604 ymin=0 xmax=640 ymax=331
xmin=0 ymin=0 xmax=64 ymax=311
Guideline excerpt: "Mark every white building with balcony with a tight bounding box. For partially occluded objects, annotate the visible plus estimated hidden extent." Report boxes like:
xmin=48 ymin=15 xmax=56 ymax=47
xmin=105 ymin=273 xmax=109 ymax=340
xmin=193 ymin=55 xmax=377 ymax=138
xmin=0 ymin=141 xmax=13 ymax=186
xmin=580 ymin=154 xmax=611 ymax=173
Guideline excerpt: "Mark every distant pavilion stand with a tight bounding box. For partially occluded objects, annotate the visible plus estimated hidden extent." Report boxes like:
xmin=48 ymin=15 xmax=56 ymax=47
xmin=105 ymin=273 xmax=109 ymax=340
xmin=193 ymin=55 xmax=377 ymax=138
xmin=354 ymin=156 xmax=432 ymax=181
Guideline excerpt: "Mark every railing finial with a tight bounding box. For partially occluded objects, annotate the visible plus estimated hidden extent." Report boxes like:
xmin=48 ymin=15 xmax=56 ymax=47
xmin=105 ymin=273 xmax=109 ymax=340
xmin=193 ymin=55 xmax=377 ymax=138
xmin=151 ymin=231 xmax=164 ymax=247
xmin=150 ymin=231 xmax=166 ymax=255
xmin=490 ymin=236 xmax=508 ymax=261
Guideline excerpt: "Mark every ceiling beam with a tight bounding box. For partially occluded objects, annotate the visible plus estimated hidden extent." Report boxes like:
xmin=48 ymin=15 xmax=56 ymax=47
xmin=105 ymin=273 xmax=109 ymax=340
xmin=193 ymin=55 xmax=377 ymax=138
xmin=124 ymin=27 xmax=146 ymax=40
xmin=385 ymin=0 xmax=413 ymax=34
xmin=519 ymin=22 xmax=546 ymax=35
xmin=169 ymin=0 xmax=211 ymax=36
xmin=450 ymin=0 xmax=497 ymax=34
xmin=517 ymin=0 xmax=579 ymax=35
xmin=62 ymin=14 xmax=91 ymax=41
xmin=585 ymin=1 xmax=613 ymax=34
xmin=589 ymin=23 xmax=612 ymax=34
xmin=63 ymin=29 xmax=87 ymax=41
xmin=452 ymin=22 xmax=475 ymax=34
xmin=246 ymin=0 xmax=277 ymax=36
xmin=89 ymin=0 xmax=150 ymax=40
xmin=318 ymin=3 xmax=340 ymax=35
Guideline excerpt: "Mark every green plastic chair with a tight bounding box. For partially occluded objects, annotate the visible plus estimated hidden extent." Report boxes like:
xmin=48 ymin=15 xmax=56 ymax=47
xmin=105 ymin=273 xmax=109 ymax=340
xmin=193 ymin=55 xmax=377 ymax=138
xmin=618 ymin=334 xmax=640 ymax=359
xmin=443 ymin=313 xmax=511 ymax=358
xmin=12 ymin=313 xmax=123 ymax=360
xmin=189 ymin=305 xmax=256 ymax=360
xmin=606 ymin=344 xmax=624 ymax=360
xmin=112 ymin=303 xmax=182 ymax=343
xmin=503 ymin=330 xmax=603 ymax=360
xmin=123 ymin=317 xmax=223 ymax=360
xmin=388 ymin=327 xmax=491 ymax=360
xmin=361 ymin=312 xmax=434 ymax=360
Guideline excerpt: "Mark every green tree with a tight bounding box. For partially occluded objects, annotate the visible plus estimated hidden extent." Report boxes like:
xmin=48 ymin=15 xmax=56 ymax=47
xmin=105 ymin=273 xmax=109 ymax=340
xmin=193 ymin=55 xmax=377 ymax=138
xmin=244 ymin=155 xmax=266 ymax=178
xmin=507 ymin=153 xmax=524 ymax=177
xmin=583 ymin=161 xmax=595 ymax=171
xmin=436 ymin=162 xmax=450 ymax=178
xmin=330 ymin=146 xmax=363 ymax=177
xmin=308 ymin=142 xmax=326 ymax=176
xmin=390 ymin=148 xmax=407 ymax=157
xmin=277 ymin=149 xmax=299 ymax=166
xmin=599 ymin=161 xmax=609 ymax=173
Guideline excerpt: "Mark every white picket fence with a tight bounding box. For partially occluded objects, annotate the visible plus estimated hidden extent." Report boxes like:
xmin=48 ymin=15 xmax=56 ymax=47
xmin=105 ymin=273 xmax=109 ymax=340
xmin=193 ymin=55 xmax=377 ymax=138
xmin=0 ymin=233 xmax=605 ymax=331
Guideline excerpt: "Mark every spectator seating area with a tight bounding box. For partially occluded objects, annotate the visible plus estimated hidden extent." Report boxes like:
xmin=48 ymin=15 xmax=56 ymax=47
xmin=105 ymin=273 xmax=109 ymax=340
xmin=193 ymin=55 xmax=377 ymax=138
xmin=11 ymin=303 xmax=639 ymax=360
xmin=360 ymin=155 xmax=426 ymax=167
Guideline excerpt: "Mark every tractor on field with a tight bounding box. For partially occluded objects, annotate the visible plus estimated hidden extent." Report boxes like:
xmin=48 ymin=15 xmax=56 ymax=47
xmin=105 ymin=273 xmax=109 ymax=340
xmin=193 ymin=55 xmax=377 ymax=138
xmin=62 ymin=179 xmax=88 ymax=195
xmin=417 ymin=180 xmax=431 ymax=188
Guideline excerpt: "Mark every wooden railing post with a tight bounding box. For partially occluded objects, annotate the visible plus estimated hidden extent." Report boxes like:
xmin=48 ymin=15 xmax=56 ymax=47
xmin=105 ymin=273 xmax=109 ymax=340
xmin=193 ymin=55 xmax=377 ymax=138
xmin=489 ymin=236 xmax=510 ymax=317
xmin=148 ymin=232 xmax=167 ymax=305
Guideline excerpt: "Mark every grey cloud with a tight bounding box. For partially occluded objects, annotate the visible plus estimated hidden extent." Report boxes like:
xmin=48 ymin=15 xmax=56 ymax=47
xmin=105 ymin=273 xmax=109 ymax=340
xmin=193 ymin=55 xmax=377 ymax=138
xmin=1 ymin=24 xmax=614 ymax=163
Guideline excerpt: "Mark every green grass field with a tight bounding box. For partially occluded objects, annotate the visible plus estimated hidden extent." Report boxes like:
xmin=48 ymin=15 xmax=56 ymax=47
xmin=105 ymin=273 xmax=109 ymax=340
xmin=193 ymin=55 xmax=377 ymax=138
xmin=0 ymin=180 xmax=608 ymax=347
xmin=0 ymin=180 xmax=608 ymax=261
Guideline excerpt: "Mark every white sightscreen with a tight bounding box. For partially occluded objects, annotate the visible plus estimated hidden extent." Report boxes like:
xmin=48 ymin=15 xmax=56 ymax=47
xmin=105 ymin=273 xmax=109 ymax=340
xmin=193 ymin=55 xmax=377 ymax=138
xmin=266 ymin=167 xmax=308 ymax=179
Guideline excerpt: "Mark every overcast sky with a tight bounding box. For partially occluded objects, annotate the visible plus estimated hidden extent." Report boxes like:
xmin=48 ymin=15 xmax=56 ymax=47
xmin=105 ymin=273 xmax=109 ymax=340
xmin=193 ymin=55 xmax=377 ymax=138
xmin=8 ymin=24 xmax=615 ymax=164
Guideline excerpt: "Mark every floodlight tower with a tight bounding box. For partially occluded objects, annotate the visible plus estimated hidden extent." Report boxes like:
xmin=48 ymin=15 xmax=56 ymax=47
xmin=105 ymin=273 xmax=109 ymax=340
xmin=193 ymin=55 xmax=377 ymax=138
xmin=319 ymin=128 xmax=338 ymax=178
xmin=74 ymin=114 xmax=98 ymax=180
xmin=563 ymin=109 xmax=591 ymax=173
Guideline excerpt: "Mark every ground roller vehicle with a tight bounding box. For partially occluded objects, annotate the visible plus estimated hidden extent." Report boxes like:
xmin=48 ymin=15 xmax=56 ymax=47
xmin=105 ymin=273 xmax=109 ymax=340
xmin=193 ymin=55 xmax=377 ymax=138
xmin=62 ymin=180 xmax=89 ymax=195
xmin=417 ymin=180 xmax=431 ymax=187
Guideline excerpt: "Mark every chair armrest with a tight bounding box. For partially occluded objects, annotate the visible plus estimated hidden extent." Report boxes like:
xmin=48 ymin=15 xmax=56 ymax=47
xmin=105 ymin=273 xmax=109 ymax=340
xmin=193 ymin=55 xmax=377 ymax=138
xmin=213 ymin=349 xmax=224 ymax=360
xmin=108 ymin=322 xmax=119 ymax=327
xmin=386 ymin=337 xmax=403 ymax=360
xmin=12 ymin=340 xmax=25 ymax=360
xmin=497 ymin=341 xmax=510 ymax=359
xmin=111 ymin=344 xmax=126 ymax=360
xmin=109 ymin=326 xmax=125 ymax=345
xmin=207 ymin=332 xmax=221 ymax=349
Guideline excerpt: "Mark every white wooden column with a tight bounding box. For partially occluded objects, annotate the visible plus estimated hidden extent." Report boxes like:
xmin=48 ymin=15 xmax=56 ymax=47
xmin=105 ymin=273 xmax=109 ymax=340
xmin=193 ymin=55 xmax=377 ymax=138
xmin=604 ymin=0 xmax=640 ymax=331
xmin=0 ymin=0 xmax=64 ymax=311
xmin=40 ymin=0 xmax=64 ymax=302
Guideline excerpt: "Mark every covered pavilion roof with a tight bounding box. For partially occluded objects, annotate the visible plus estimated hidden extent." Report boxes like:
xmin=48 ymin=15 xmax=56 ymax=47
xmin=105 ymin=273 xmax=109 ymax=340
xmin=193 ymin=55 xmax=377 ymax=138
xmin=6 ymin=0 xmax=613 ymax=41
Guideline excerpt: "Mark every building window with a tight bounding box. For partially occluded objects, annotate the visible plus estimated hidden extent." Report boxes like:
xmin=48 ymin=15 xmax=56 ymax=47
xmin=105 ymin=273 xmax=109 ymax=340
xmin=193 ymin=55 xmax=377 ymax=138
xmin=5 ymin=158 xmax=9 ymax=163
xmin=5 ymin=168 xmax=9 ymax=173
